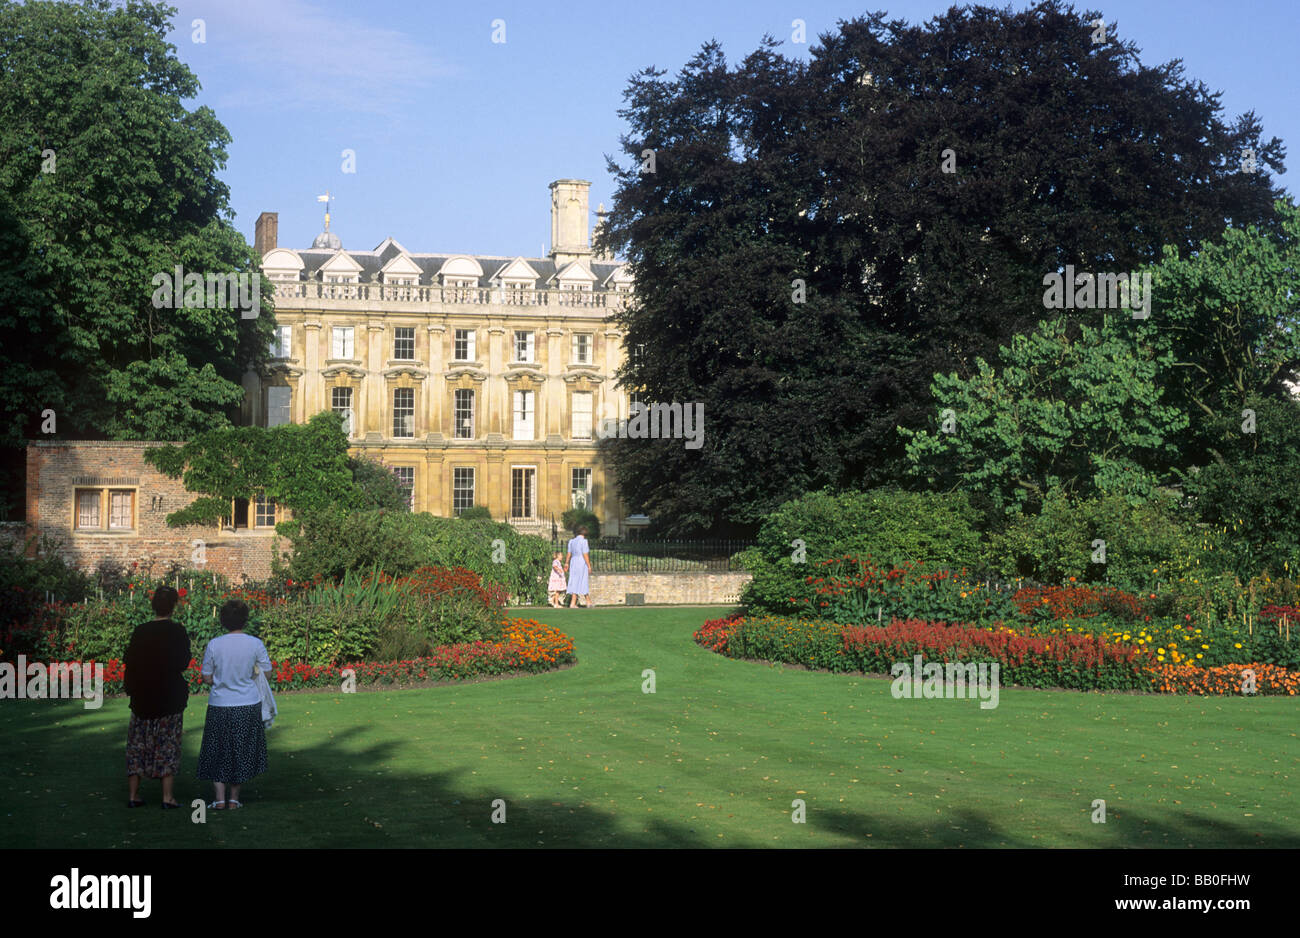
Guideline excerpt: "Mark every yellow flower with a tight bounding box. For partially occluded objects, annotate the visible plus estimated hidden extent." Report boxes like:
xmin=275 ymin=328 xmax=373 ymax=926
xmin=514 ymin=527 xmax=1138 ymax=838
xmin=1234 ymin=643 xmax=1242 ymax=649
xmin=1201 ymin=644 xmax=1209 ymax=650
xmin=1157 ymin=648 xmax=1165 ymax=654
xmin=1196 ymin=653 xmax=1203 ymax=659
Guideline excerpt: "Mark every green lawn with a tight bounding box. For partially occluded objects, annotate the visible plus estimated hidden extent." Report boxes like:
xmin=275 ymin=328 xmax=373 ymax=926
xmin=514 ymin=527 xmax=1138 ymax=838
xmin=2 ymin=606 xmax=1296 ymax=848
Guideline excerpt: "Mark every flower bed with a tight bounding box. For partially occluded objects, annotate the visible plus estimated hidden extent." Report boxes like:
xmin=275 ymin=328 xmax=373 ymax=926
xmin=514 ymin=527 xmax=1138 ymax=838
xmin=52 ymin=618 xmax=575 ymax=695
xmin=694 ymin=614 xmax=1295 ymax=695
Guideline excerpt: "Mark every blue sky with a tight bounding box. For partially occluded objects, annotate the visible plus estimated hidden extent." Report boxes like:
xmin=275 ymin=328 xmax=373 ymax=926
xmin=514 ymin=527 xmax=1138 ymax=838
xmin=163 ymin=0 xmax=1298 ymax=259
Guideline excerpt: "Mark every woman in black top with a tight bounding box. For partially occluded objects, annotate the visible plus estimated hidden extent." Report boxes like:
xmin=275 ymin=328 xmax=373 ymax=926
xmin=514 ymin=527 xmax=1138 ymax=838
xmin=123 ymin=586 xmax=192 ymax=809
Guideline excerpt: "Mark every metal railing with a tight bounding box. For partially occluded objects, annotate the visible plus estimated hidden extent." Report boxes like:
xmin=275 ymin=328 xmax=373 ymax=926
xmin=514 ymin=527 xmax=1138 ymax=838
xmin=579 ymin=539 xmax=755 ymax=573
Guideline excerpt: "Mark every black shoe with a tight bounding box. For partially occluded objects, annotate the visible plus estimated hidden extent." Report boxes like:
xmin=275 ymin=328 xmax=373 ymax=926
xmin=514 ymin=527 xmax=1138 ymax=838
xmin=127 ymin=800 xmax=146 ymax=808
xmin=161 ymin=801 xmax=182 ymax=810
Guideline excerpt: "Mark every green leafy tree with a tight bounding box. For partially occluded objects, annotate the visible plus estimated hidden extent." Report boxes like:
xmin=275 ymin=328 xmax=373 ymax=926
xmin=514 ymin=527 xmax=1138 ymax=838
xmin=598 ymin=2 xmax=1285 ymax=533
xmin=1149 ymin=201 xmax=1300 ymax=462
xmin=902 ymin=315 xmax=1187 ymax=514
xmin=0 ymin=0 xmax=273 ymax=513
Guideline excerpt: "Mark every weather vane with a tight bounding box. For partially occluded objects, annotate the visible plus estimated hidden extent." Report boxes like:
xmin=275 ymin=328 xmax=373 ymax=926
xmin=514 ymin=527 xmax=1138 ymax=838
xmin=317 ymin=191 xmax=333 ymax=231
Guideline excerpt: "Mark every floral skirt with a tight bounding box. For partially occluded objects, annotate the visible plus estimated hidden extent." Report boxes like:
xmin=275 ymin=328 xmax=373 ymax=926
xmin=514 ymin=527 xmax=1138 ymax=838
xmin=126 ymin=712 xmax=184 ymax=779
xmin=196 ymin=703 xmax=268 ymax=784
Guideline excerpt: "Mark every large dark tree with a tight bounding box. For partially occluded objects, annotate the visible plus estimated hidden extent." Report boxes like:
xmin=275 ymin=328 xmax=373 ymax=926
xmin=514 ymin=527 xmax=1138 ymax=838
xmin=0 ymin=0 xmax=272 ymax=516
xmin=598 ymin=1 xmax=1287 ymax=535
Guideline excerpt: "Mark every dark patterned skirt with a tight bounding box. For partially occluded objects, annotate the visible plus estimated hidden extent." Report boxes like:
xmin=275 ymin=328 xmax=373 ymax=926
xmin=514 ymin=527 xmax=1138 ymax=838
xmin=126 ymin=712 xmax=184 ymax=778
xmin=196 ymin=704 xmax=268 ymax=784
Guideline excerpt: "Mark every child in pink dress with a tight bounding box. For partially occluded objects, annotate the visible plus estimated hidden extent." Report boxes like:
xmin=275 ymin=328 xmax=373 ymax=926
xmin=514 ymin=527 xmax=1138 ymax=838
xmin=548 ymin=553 xmax=567 ymax=608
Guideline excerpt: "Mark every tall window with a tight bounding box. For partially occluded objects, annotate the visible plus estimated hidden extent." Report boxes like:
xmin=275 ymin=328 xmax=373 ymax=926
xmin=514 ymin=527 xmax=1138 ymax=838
xmin=513 ymin=330 xmax=534 ymax=363
xmin=571 ymin=468 xmax=592 ymax=509
xmin=454 ymin=389 xmax=475 ymax=439
xmin=572 ymin=333 xmax=592 ymax=364
xmin=393 ymin=387 xmax=415 ymax=438
xmin=511 ymin=467 xmax=536 ymax=519
xmin=267 ymin=386 xmax=291 ymax=427
xmin=331 ymin=326 xmax=354 ymax=359
xmin=392 ymin=467 xmax=414 ymax=510
xmin=332 ymin=387 xmax=353 ymax=437
xmin=571 ymin=391 xmax=593 ymax=440
xmin=393 ymin=327 xmax=415 ymax=360
xmin=76 ymin=490 xmax=100 ymax=529
xmin=254 ymin=492 xmax=277 ymax=527
xmin=270 ymin=325 xmax=291 ymax=358
xmin=109 ymin=490 xmax=134 ymax=530
xmin=452 ymin=467 xmax=476 ymax=515
xmin=512 ymin=389 xmax=534 ymax=440
xmin=454 ymin=328 xmax=475 ymax=361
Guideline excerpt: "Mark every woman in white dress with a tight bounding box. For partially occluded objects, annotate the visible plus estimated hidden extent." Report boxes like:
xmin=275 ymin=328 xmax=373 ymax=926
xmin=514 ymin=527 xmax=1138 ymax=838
xmin=565 ymin=526 xmax=592 ymax=608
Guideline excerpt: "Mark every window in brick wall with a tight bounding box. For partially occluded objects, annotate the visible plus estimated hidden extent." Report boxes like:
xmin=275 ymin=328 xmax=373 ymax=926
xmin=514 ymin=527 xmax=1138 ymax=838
xmin=109 ymin=490 xmax=134 ymax=530
xmin=75 ymin=490 xmax=101 ymax=530
xmin=74 ymin=488 xmax=136 ymax=532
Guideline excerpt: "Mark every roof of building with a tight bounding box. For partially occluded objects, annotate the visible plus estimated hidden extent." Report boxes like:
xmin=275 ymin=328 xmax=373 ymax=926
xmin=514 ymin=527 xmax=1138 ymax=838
xmin=270 ymin=242 xmax=626 ymax=289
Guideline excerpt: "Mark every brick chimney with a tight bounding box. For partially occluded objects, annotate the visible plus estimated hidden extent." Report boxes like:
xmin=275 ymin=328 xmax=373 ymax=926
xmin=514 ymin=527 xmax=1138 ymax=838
xmin=254 ymin=211 xmax=278 ymax=257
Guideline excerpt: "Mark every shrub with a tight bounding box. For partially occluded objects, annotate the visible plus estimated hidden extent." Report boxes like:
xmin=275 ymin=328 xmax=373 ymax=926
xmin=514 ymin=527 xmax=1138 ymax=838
xmin=0 ymin=536 xmax=92 ymax=657
xmin=458 ymin=505 xmax=492 ymax=521
xmin=285 ymin=509 xmax=551 ymax=603
xmin=561 ymin=507 xmax=600 ymax=540
xmin=1187 ymin=397 xmax=1300 ymax=579
xmin=989 ymin=489 xmax=1222 ymax=592
xmin=740 ymin=488 xmax=988 ymax=614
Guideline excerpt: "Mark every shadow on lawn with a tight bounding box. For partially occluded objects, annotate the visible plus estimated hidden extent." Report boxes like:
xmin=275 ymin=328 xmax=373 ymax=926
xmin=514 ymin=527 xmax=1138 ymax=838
xmin=5 ymin=700 xmax=1297 ymax=849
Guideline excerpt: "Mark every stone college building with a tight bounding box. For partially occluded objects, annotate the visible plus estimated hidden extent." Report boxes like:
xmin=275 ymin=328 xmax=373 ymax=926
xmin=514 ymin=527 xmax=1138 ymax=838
xmin=23 ymin=178 xmax=636 ymax=580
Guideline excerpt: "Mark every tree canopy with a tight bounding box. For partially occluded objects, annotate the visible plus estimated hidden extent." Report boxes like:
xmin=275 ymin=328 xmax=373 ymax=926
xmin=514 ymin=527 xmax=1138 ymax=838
xmin=597 ymin=0 xmax=1287 ymax=534
xmin=0 ymin=0 xmax=272 ymax=514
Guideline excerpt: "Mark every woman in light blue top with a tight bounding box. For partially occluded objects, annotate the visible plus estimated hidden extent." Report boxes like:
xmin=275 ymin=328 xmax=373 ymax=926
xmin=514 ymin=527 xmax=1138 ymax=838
xmin=196 ymin=599 xmax=272 ymax=810
xmin=565 ymin=525 xmax=592 ymax=608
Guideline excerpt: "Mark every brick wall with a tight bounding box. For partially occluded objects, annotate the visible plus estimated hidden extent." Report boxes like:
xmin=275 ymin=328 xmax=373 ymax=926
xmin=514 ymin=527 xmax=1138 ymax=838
xmin=587 ymin=571 xmax=750 ymax=606
xmin=25 ymin=441 xmax=280 ymax=582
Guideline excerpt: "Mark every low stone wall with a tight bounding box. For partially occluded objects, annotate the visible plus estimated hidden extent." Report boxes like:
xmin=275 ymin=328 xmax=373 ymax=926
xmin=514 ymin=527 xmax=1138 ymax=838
xmin=587 ymin=571 xmax=750 ymax=606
